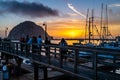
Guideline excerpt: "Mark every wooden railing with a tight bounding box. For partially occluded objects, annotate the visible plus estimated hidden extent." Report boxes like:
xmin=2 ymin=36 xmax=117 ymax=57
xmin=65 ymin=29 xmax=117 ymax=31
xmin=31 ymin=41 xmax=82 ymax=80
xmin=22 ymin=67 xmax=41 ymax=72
xmin=0 ymin=41 xmax=120 ymax=80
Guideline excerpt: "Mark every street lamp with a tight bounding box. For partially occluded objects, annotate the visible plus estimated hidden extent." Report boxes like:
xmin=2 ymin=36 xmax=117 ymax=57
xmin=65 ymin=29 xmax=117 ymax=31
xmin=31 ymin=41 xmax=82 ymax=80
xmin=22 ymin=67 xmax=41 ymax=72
xmin=43 ymin=23 xmax=47 ymax=40
xmin=5 ymin=27 xmax=8 ymax=38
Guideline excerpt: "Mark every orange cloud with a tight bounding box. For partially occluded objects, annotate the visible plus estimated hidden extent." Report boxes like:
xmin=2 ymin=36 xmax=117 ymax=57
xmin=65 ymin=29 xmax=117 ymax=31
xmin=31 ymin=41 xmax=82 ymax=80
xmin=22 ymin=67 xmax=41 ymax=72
xmin=37 ymin=18 xmax=120 ymax=39
xmin=37 ymin=20 xmax=86 ymax=38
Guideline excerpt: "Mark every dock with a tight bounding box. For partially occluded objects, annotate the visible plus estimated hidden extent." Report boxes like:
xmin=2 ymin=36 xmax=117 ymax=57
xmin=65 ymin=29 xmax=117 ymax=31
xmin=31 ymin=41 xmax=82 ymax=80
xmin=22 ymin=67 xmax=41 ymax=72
xmin=0 ymin=41 xmax=120 ymax=80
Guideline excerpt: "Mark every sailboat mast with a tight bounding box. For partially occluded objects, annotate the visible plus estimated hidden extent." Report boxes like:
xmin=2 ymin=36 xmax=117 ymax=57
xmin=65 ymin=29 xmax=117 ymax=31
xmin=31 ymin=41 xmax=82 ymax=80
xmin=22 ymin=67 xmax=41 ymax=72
xmin=106 ymin=4 xmax=108 ymax=37
xmin=85 ymin=9 xmax=89 ymax=43
xmin=100 ymin=3 xmax=103 ymax=42
xmin=88 ymin=17 xmax=91 ymax=43
xmin=91 ymin=9 xmax=94 ymax=43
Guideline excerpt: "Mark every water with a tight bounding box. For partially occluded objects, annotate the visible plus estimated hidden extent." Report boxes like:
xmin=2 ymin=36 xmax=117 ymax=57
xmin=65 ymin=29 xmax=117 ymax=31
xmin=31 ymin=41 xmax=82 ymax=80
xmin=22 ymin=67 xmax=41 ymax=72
xmin=51 ymin=40 xmax=79 ymax=45
xmin=51 ymin=39 xmax=101 ymax=46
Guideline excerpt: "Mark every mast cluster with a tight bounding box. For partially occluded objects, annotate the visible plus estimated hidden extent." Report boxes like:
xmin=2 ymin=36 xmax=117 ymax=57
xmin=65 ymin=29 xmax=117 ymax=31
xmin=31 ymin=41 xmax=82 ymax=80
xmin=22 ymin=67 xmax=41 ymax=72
xmin=85 ymin=4 xmax=113 ymax=45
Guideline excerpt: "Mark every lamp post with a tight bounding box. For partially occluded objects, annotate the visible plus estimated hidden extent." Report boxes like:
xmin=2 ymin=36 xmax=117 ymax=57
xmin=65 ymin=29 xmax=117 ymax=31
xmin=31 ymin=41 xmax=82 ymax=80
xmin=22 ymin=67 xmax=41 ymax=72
xmin=5 ymin=27 xmax=8 ymax=38
xmin=43 ymin=23 xmax=47 ymax=40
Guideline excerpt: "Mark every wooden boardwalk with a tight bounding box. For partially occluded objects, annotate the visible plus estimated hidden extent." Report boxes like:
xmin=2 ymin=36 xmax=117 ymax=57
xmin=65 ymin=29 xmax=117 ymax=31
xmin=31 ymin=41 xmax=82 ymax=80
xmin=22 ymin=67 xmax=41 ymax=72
xmin=0 ymin=41 xmax=120 ymax=80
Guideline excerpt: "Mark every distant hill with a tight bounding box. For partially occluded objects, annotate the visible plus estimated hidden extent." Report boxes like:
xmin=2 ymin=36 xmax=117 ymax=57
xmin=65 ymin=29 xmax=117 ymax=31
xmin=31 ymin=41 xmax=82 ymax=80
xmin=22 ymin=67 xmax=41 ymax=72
xmin=8 ymin=21 xmax=49 ymax=40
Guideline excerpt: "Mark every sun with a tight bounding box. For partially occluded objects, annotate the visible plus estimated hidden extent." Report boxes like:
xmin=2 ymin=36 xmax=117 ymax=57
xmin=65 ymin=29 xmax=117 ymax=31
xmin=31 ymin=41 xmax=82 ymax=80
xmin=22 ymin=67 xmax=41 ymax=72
xmin=66 ymin=30 xmax=80 ymax=38
xmin=69 ymin=31 xmax=76 ymax=36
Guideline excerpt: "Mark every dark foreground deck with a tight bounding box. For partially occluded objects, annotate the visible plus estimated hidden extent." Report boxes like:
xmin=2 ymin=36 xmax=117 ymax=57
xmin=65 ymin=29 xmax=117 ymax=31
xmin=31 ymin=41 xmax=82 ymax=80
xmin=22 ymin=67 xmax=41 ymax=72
xmin=0 ymin=41 xmax=120 ymax=80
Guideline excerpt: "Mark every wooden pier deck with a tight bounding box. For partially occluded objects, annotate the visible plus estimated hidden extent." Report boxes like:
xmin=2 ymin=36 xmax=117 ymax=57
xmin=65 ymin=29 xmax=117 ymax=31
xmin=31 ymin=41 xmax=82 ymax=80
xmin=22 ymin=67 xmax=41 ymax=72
xmin=0 ymin=41 xmax=120 ymax=80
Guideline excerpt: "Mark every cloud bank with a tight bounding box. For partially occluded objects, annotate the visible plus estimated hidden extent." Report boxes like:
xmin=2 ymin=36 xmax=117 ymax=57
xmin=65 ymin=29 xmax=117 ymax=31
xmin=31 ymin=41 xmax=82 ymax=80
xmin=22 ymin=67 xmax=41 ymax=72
xmin=0 ymin=1 xmax=59 ymax=18
xmin=67 ymin=3 xmax=86 ymax=18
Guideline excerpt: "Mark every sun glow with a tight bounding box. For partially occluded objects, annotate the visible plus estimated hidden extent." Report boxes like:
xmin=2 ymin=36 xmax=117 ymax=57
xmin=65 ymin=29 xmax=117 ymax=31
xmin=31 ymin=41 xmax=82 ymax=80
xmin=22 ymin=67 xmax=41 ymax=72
xmin=48 ymin=29 xmax=84 ymax=38
xmin=69 ymin=31 xmax=76 ymax=35
xmin=38 ymin=20 xmax=86 ymax=38
xmin=66 ymin=30 xmax=80 ymax=38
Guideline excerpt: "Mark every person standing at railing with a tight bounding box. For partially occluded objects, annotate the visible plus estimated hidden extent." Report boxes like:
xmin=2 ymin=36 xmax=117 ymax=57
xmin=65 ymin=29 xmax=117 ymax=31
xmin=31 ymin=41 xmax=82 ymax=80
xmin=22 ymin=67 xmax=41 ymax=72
xmin=25 ymin=35 xmax=29 ymax=43
xmin=31 ymin=36 xmax=38 ymax=53
xmin=20 ymin=37 xmax=25 ymax=52
xmin=25 ymin=35 xmax=30 ymax=55
xmin=27 ymin=36 xmax=33 ymax=54
xmin=44 ymin=37 xmax=51 ymax=56
xmin=37 ymin=35 xmax=43 ymax=55
xmin=59 ymin=38 xmax=68 ymax=61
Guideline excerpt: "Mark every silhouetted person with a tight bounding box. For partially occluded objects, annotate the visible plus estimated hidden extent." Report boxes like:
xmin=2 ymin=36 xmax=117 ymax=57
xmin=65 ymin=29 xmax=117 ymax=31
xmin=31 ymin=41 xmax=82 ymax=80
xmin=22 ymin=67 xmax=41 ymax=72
xmin=37 ymin=35 xmax=43 ymax=54
xmin=32 ymin=36 xmax=38 ymax=53
xmin=45 ymin=37 xmax=50 ymax=56
xmin=25 ymin=35 xmax=29 ymax=43
xmin=59 ymin=38 xmax=68 ymax=60
xmin=25 ymin=35 xmax=30 ymax=54
xmin=20 ymin=37 xmax=25 ymax=52
xmin=27 ymin=36 xmax=32 ymax=53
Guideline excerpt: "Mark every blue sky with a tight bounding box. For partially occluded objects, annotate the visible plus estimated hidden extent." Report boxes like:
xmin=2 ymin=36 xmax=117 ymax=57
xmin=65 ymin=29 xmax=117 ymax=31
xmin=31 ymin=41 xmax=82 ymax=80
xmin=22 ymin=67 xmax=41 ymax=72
xmin=0 ymin=0 xmax=120 ymax=38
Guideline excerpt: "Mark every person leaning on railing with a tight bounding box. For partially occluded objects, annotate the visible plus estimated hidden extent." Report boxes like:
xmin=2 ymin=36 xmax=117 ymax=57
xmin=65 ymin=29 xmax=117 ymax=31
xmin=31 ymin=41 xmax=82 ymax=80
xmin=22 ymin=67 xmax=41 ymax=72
xmin=59 ymin=38 xmax=68 ymax=61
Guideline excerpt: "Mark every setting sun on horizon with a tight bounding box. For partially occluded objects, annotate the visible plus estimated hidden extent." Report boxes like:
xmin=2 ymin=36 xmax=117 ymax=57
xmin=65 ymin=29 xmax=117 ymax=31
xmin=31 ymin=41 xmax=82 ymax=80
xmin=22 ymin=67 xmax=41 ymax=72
xmin=48 ymin=29 xmax=85 ymax=38
xmin=38 ymin=20 xmax=86 ymax=39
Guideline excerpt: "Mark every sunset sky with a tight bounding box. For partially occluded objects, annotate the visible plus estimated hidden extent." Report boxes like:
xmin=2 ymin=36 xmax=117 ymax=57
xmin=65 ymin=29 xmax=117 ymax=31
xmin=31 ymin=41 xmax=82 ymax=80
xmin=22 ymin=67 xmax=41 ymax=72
xmin=0 ymin=0 xmax=120 ymax=38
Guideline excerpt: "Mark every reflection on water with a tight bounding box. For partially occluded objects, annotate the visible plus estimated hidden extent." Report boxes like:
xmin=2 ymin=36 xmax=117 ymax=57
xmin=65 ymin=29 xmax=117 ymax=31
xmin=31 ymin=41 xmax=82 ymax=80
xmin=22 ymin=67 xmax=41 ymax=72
xmin=51 ymin=40 xmax=79 ymax=45
xmin=51 ymin=40 xmax=100 ymax=45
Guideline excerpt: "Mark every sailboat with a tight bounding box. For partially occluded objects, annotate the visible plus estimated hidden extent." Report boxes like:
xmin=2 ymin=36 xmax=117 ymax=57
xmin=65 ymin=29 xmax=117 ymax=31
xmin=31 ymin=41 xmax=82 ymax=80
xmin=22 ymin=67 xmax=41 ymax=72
xmin=98 ymin=4 xmax=120 ymax=50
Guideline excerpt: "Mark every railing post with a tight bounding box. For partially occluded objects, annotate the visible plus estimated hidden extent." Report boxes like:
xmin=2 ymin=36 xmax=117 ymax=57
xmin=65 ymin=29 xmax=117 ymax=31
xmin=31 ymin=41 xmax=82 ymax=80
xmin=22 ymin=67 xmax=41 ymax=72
xmin=25 ymin=43 xmax=29 ymax=57
xmin=5 ymin=54 xmax=9 ymax=64
xmin=16 ymin=43 xmax=18 ymax=54
xmin=47 ymin=46 xmax=51 ymax=64
xmin=38 ymin=45 xmax=42 ymax=61
xmin=60 ymin=48 xmax=63 ymax=68
xmin=54 ymin=47 xmax=57 ymax=58
xmin=1 ymin=41 xmax=3 ymax=50
xmin=74 ymin=49 xmax=78 ymax=73
xmin=113 ymin=56 xmax=116 ymax=73
xmin=15 ymin=57 xmax=23 ymax=76
xmin=93 ymin=52 xmax=97 ymax=80
xmin=12 ymin=42 xmax=16 ymax=53
xmin=33 ymin=63 xmax=39 ymax=80
xmin=8 ymin=41 xmax=11 ymax=52
xmin=20 ymin=42 xmax=22 ymax=55
xmin=2 ymin=41 xmax=5 ymax=50
xmin=43 ymin=67 xmax=48 ymax=80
